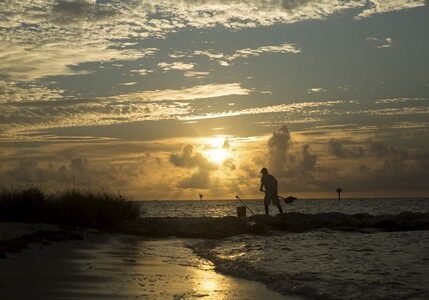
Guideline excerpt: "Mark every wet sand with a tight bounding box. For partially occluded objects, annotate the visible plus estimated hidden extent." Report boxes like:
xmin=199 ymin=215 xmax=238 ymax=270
xmin=0 ymin=222 xmax=61 ymax=241
xmin=0 ymin=232 xmax=288 ymax=299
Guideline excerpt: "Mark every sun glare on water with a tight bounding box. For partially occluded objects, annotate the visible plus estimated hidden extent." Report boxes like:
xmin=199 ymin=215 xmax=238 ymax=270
xmin=203 ymin=137 xmax=231 ymax=164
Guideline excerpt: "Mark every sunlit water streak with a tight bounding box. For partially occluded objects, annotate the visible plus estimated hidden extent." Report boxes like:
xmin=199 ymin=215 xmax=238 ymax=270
xmin=140 ymin=199 xmax=429 ymax=299
xmin=140 ymin=198 xmax=429 ymax=218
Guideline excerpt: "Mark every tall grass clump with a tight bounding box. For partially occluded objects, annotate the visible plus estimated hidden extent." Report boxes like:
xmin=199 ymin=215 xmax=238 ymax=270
xmin=0 ymin=186 xmax=141 ymax=229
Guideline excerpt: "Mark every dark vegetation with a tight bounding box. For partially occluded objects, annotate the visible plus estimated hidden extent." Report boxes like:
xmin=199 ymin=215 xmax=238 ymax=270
xmin=0 ymin=186 xmax=141 ymax=229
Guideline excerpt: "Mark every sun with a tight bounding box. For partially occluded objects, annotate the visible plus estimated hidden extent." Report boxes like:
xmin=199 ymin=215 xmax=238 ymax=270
xmin=203 ymin=136 xmax=231 ymax=164
xmin=206 ymin=136 xmax=226 ymax=148
xmin=205 ymin=148 xmax=230 ymax=164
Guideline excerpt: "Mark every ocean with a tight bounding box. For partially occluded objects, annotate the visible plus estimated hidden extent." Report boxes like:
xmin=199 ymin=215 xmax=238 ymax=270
xmin=140 ymin=199 xmax=429 ymax=299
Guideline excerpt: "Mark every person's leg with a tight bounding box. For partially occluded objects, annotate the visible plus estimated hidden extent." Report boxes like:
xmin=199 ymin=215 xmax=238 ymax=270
xmin=264 ymin=205 xmax=269 ymax=215
xmin=277 ymin=204 xmax=283 ymax=214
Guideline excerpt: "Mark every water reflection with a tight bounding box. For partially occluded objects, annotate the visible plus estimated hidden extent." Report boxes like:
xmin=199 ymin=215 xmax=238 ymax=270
xmin=188 ymin=254 xmax=285 ymax=299
xmin=191 ymin=264 xmax=230 ymax=299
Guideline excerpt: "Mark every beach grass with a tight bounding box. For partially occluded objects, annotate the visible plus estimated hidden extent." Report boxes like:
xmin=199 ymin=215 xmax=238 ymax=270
xmin=0 ymin=185 xmax=141 ymax=229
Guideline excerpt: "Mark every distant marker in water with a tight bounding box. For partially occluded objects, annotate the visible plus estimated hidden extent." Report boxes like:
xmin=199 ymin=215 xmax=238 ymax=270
xmin=336 ymin=187 xmax=342 ymax=201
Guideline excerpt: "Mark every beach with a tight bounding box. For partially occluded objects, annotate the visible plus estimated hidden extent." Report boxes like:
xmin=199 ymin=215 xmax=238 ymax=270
xmin=1 ymin=198 xmax=429 ymax=299
xmin=0 ymin=227 xmax=288 ymax=300
xmin=2 ymin=0 xmax=429 ymax=298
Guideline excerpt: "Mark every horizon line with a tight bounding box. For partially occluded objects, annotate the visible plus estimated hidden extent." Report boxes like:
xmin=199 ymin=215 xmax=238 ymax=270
xmin=137 ymin=197 xmax=429 ymax=202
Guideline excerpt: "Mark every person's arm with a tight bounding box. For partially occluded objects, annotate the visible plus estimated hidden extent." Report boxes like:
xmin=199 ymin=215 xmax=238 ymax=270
xmin=260 ymin=179 xmax=264 ymax=192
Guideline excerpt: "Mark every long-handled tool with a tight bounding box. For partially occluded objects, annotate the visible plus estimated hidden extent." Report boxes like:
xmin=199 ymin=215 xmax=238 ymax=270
xmin=235 ymin=195 xmax=255 ymax=216
xmin=278 ymin=195 xmax=297 ymax=204
xmin=261 ymin=189 xmax=297 ymax=204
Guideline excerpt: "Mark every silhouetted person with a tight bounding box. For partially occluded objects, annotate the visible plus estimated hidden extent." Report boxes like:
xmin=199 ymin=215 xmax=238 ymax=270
xmin=259 ymin=168 xmax=283 ymax=215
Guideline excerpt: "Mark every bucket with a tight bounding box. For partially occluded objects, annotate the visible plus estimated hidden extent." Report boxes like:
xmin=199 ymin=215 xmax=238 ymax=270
xmin=236 ymin=206 xmax=246 ymax=217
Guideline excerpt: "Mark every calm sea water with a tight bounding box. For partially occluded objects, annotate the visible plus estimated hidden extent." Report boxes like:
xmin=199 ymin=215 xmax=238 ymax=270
xmin=140 ymin=198 xmax=429 ymax=218
xmin=140 ymin=199 xmax=429 ymax=300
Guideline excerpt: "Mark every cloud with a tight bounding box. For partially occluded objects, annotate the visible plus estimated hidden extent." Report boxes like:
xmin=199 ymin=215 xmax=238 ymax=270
xmin=222 ymin=158 xmax=236 ymax=171
xmin=223 ymin=140 xmax=231 ymax=150
xmin=4 ymin=160 xmax=50 ymax=184
xmin=70 ymin=157 xmax=89 ymax=173
xmin=119 ymin=82 xmax=138 ymax=86
xmin=367 ymin=140 xmax=408 ymax=159
xmin=0 ymin=0 xmax=158 ymax=80
xmin=169 ymin=51 xmax=188 ymax=58
xmin=2 ymin=124 xmax=429 ymax=198
xmin=356 ymin=0 xmax=425 ymax=19
xmin=374 ymin=97 xmax=426 ymax=104
xmin=169 ymin=140 xmax=240 ymax=191
xmin=170 ymin=144 xmax=216 ymax=170
xmin=183 ymin=71 xmax=210 ymax=78
xmin=178 ymin=0 xmax=366 ymax=27
xmin=2 ymin=90 xmax=427 ymax=142
xmin=194 ymin=42 xmax=301 ymax=65
xmin=108 ymin=83 xmax=252 ymax=102
xmin=176 ymin=96 xmax=425 ymax=125
xmin=0 ymin=155 xmax=148 ymax=190
xmin=178 ymin=169 xmax=211 ymax=189
xmin=170 ymin=144 xmax=218 ymax=189
xmin=0 ymin=81 xmax=65 ymax=103
xmin=1 ymin=0 xmax=425 ymax=81
xmin=327 ymin=152 xmax=429 ymax=193
xmin=307 ymin=87 xmax=327 ymax=94
xmin=234 ymin=43 xmax=301 ymax=56
xmin=366 ymin=36 xmax=394 ymax=48
xmin=254 ymin=126 xmax=429 ymax=194
xmin=0 ymin=42 xmax=158 ymax=81
xmin=181 ymin=100 xmax=353 ymax=121
xmin=328 ymin=139 xmax=366 ymax=158
xmin=194 ymin=50 xmax=225 ymax=61
xmin=328 ymin=137 xmax=416 ymax=161
xmin=249 ymin=126 xmax=325 ymax=192
xmin=300 ymin=144 xmax=317 ymax=171
xmin=0 ymin=100 xmax=191 ymax=140
xmin=50 ymin=0 xmax=120 ymax=25
xmin=357 ymin=106 xmax=429 ymax=116
xmin=267 ymin=125 xmax=292 ymax=170
xmin=130 ymin=69 xmax=153 ymax=76
xmin=157 ymin=62 xmax=195 ymax=72
xmin=0 ymin=82 xmax=251 ymax=140
xmin=264 ymin=126 xmax=319 ymax=176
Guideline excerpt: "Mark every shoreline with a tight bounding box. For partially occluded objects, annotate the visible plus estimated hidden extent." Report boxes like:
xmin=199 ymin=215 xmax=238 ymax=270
xmin=1 ymin=216 xmax=428 ymax=299
xmin=0 ymin=229 xmax=290 ymax=299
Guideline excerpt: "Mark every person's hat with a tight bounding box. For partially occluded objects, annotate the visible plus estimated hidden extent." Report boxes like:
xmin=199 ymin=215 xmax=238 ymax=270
xmin=260 ymin=167 xmax=268 ymax=174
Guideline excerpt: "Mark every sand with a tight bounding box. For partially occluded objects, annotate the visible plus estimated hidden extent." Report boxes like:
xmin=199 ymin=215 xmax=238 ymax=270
xmin=0 ymin=231 xmax=289 ymax=299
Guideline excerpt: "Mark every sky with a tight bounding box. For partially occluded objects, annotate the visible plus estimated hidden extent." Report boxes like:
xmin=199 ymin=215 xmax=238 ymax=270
xmin=0 ymin=0 xmax=428 ymax=200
